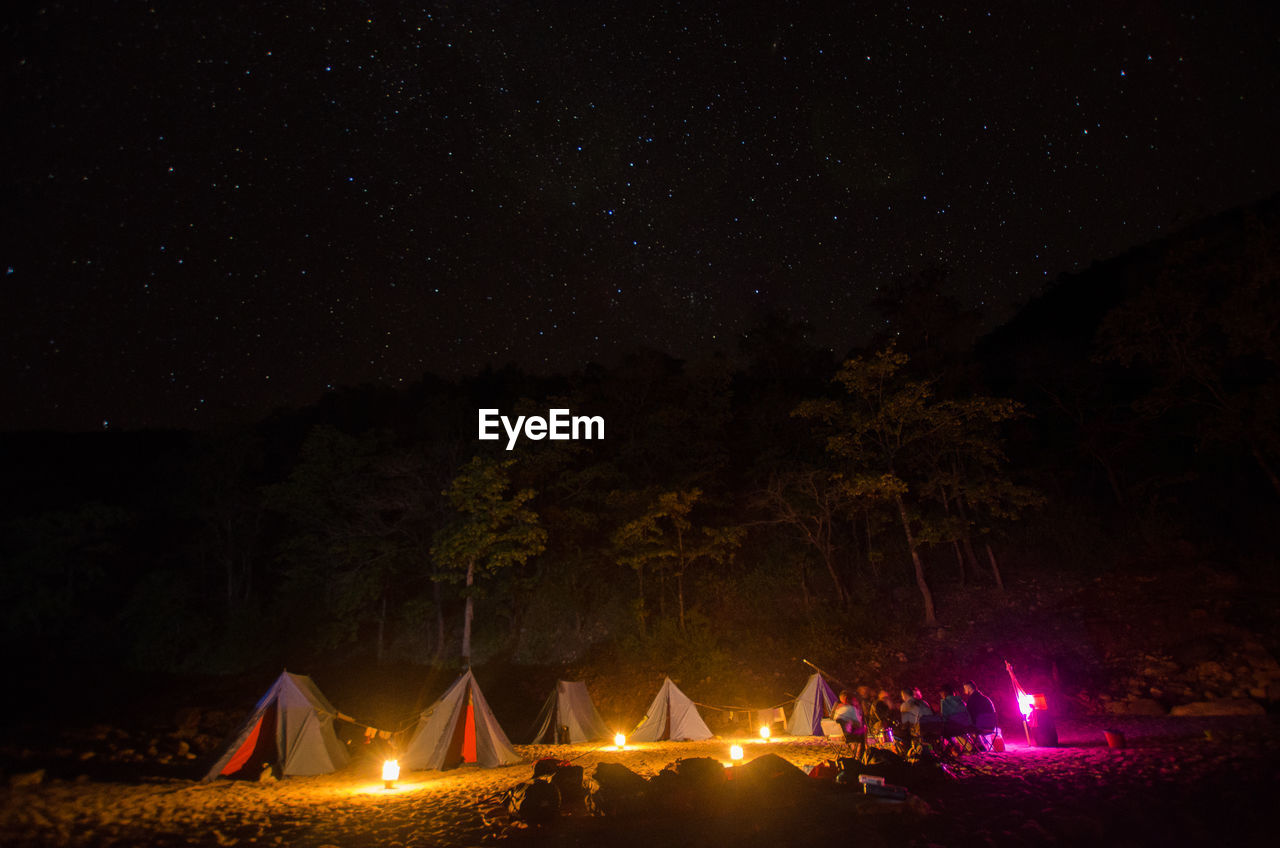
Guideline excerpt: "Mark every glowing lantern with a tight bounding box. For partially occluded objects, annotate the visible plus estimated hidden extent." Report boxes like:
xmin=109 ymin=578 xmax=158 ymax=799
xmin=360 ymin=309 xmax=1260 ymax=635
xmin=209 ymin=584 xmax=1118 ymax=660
xmin=382 ymin=759 xmax=400 ymax=789
xmin=614 ymin=733 xmax=626 ymax=749
xmin=729 ymin=744 xmax=744 ymax=762
xmin=759 ymin=725 xmax=771 ymax=740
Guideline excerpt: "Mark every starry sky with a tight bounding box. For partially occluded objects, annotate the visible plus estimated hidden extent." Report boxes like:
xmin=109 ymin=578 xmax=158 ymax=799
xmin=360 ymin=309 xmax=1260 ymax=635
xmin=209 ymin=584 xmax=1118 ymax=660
xmin=4 ymin=1 xmax=1278 ymax=431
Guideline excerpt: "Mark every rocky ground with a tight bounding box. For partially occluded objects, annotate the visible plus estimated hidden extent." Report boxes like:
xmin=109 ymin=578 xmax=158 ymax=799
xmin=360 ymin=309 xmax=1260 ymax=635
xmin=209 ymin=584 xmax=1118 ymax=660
xmin=2 ymin=714 xmax=1277 ymax=847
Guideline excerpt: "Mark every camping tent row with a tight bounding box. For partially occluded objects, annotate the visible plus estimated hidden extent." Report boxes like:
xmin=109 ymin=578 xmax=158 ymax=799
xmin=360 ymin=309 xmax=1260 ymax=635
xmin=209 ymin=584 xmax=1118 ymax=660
xmin=206 ymin=671 xmax=836 ymax=780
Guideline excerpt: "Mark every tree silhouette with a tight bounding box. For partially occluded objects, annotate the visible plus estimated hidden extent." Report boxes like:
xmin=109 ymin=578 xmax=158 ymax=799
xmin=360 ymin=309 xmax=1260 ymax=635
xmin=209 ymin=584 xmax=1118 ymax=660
xmin=796 ymin=346 xmax=1026 ymax=625
xmin=432 ymin=456 xmax=546 ymax=664
xmin=612 ymin=488 xmax=742 ymax=636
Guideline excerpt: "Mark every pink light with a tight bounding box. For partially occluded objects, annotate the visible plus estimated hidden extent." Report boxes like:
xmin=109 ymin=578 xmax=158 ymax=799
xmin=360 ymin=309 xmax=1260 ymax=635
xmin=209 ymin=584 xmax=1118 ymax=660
xmin=1017 ymin=692 xmax=1035 ymax=720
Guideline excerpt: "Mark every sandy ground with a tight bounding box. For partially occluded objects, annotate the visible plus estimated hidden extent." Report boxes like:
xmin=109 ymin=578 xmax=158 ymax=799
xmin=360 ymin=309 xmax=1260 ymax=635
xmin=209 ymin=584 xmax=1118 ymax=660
xmin=1 ymin=715 xmax=1277 ymax=847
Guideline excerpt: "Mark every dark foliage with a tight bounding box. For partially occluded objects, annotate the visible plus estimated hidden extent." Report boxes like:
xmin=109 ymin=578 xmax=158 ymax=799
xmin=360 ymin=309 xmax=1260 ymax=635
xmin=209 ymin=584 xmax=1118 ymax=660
xmin=1 ymin=197 xmax=1277 ymax=697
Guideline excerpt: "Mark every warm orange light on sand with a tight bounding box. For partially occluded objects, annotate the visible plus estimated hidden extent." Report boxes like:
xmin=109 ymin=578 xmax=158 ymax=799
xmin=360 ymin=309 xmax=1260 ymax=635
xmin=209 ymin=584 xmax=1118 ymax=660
xmin=344 ymin=778 xmax=429 ymax=797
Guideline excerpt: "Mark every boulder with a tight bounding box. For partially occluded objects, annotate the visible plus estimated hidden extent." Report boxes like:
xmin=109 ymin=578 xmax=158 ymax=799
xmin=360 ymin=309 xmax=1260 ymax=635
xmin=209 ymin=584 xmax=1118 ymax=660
xmin=9 ymin=769 xmax=45 ymax=788
xmin=1170 ymin=699 xmax=1265 ymax=717
xmin=1124 ymin=698 xmax=1166 ymax=716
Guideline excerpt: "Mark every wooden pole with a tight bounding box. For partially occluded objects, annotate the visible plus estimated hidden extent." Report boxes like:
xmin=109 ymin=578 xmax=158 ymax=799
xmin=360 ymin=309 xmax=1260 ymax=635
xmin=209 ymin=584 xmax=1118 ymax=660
xmin=802 ymin=658 xmax=853 ymax=692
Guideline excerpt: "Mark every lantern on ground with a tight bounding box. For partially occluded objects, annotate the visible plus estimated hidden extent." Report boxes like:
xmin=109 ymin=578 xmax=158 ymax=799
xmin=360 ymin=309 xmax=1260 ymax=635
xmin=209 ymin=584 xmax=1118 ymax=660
xmin=382 ymin=759 xmax=400 ymax=789
xmin=729 ymin=744 xmax=744 ymax=762
xmin=759 ymin=725 xmax=771 ymax=740
xmin=614 ymin=733 xmax=626 ymax=749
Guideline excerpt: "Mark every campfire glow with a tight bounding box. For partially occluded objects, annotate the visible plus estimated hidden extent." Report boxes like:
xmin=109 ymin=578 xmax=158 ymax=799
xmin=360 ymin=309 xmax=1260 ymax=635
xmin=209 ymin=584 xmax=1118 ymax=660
xmin=614 ymin=733 xmax=626 ymax=748
xmin=729 ymin=744 xmax=744 ymax=761
xmin=759 ymin=725 xmax=771 ymax=740
xmin=382 ymin=759 xmax=400 ymax=789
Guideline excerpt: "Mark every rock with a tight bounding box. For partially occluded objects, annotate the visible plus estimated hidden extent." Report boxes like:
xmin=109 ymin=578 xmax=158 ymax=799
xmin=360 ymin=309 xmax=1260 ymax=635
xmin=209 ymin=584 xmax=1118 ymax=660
xmin=1125 ymin=698 xmax=1166 ymax=716
xmin=26 ymin=807 xmax=54 ymax=828
xmin=10 ymin=769 xmax=46 ymax=788
xmin=1170 ymin=699 xmax=1265 ymax=717
xmin=173 ymin=708 xmax=203 ymax=739
xmin=1192 ymin=661 xmax=1228 ymax=682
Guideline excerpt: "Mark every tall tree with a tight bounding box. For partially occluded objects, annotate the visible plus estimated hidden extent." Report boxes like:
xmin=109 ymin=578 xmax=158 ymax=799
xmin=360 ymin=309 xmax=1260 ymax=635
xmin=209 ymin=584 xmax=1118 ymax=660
xmin=432 ymin=457 xmax=546 ymax=664
xmin=754 ymin=468 xmax=857 ymax=607
xmin=612 ymin=488 xmax=742 ymax=636
xmin=265 ymin=425 xmax=416 ymax=660
xmin=796 ymin=347 xmax=1025 ymax=625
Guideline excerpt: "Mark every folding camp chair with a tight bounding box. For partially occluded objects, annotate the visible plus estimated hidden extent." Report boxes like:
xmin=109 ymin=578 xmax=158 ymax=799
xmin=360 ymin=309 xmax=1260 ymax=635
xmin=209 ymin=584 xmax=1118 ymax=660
xmin=915 ymin=714 xmax=947 ymax=756
xmin=938 ymin=722 xmax=977 ymax=756
xmin=821 ymin=718 xmax=866 ymax=760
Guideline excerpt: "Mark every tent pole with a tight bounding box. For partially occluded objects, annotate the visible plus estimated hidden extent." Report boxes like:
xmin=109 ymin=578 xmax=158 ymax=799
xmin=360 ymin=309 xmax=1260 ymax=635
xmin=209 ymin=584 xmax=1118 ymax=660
xmin=802 ymin=658 xmax=852 ymax=691
xmin=1004 ymin=660 xmax=1034 ymax=746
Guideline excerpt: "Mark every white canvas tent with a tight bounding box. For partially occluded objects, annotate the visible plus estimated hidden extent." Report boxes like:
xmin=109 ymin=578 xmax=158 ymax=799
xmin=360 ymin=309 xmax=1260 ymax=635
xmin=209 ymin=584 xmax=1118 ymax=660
xmin=530 ymin=680 xmax=610 ymax=743
xmin=628 ymin=676 xmax=713 ymax=742
xmin=402 ymin=669 xmax=521 ymax=770
xmin=204 ymin=670 xmax=350 ymax=780
xmin=786 ymin=672 xmax=838 ymax=736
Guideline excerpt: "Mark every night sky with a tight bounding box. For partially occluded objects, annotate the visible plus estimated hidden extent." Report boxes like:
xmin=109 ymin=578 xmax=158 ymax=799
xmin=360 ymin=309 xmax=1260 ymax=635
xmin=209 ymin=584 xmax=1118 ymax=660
xmin=5 ymin=1 xmax=1278 ymax=432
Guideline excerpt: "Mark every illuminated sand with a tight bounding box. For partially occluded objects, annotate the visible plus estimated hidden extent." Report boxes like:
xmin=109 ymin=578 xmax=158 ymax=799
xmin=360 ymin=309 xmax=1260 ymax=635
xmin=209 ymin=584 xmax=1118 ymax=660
xmin=2 ymin=716 xmax=1276 ymax=846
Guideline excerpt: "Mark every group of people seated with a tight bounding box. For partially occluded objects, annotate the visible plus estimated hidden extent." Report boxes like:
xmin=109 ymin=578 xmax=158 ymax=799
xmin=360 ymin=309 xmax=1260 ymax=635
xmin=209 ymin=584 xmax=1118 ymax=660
xmin=829 ymin=680 xmax=999 ymax=755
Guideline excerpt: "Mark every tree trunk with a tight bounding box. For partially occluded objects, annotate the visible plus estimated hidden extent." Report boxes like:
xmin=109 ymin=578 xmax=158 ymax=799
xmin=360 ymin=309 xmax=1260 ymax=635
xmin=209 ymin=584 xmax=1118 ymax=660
xmin=676 ymin=572 xmax=686 ymax=635
xmin=985 ymin=542 xmax=1005 ymax=591
xmin=1249 ymin=442 xmax=1280 ymax=499
xmin=821 ymin=548 xmax=849 ymax=606
xmin=636 ymin=567 xmax=647 ymax=637
xmin=377 ymin=595 xmax=386 ymax=665
xmin=894 ymin=491 xmax=938 ymax=626
xmin=866 ymin=517 xmax=880 ymax=581
xmin=951 ymin=541 xmax=966 ymax=585
xmin=951 ymin=492 xmax=983 ymax=575
xmin=461 ymin=558 xmax=475 ymax=664
xmin=961 ymin=534 xmax=982 ymax=577
xmin=432 ymin=580 xmax=446 ymax=662
xmin=1092 ymin=451 xmax=1126 ymax=505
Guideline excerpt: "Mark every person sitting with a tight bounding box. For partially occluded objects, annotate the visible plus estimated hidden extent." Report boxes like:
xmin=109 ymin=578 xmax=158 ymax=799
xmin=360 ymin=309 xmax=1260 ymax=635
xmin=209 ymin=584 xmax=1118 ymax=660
xmin=831 ymin=689 xmax=865 ymax=743
xmin=939 ymin=684 xmax=972 ymax=732
xmin=963 ymin=680 xmax=998 ymax=732
xmin=898 ymin=688 xmax=934 ymax=737
xmin=869 ymin=690 xmax=898 ymax=734
xmin=855 ymin=684 xmax=876 ymax=724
